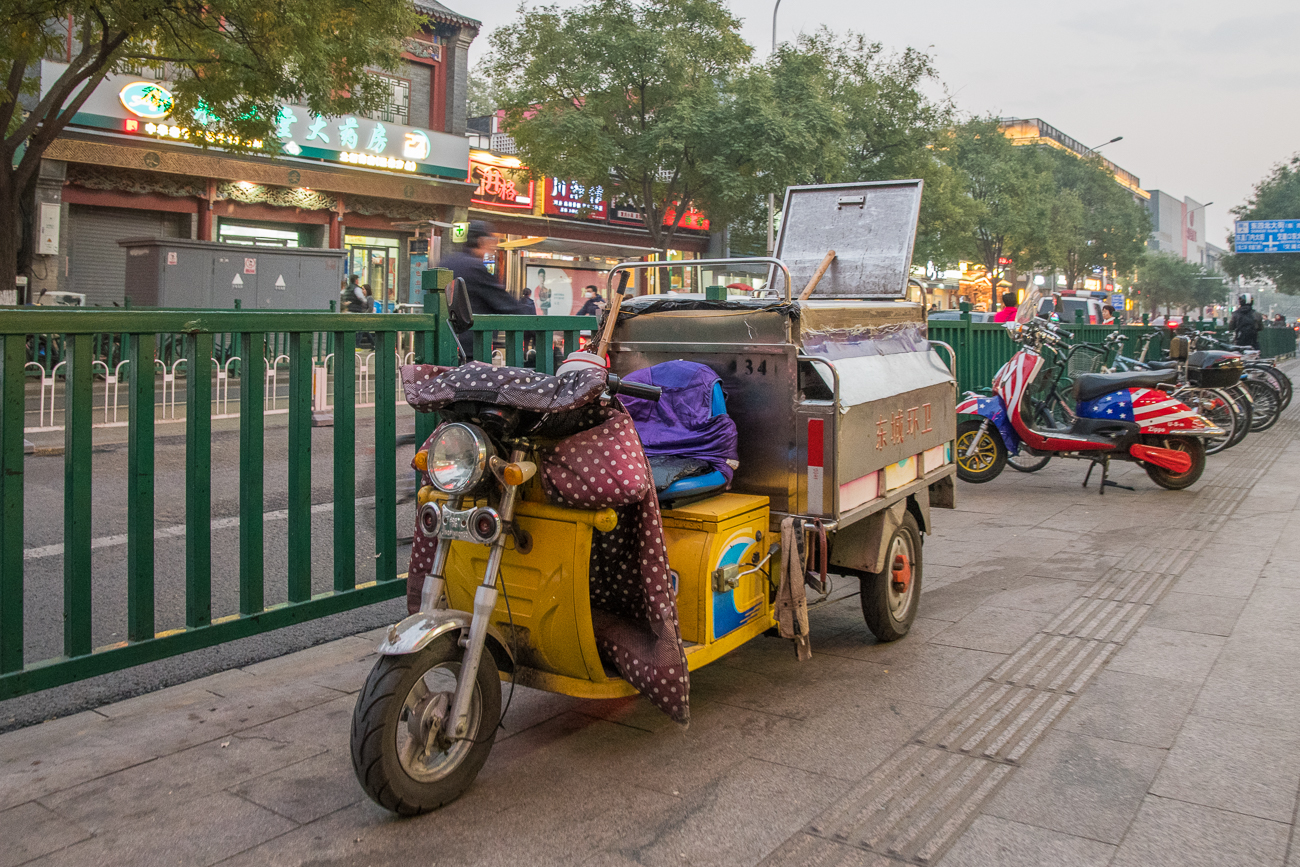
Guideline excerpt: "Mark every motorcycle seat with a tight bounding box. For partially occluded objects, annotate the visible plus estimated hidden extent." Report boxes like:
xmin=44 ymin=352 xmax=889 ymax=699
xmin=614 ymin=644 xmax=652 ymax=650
xmin=1144 ymin=360 xmax=1179 ymax=370
xmin=1073 ymin=369 xmax=1178 ymax=402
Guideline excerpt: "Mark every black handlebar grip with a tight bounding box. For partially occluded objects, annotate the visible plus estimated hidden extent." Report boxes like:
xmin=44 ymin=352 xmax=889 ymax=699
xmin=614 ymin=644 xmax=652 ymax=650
xmin=608 ymin=374 xmax=662 ymax=402
xmin=617 ymin=271 xmax=631 ymax=292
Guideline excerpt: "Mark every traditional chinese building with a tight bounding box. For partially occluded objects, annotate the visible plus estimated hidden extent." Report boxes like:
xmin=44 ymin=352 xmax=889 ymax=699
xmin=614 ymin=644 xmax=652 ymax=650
xmin=30 ymin=0 xmax=480 ymax=308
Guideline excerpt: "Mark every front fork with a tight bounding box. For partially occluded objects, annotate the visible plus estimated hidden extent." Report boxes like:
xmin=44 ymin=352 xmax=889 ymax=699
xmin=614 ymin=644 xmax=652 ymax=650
xmin=964 ymin=419 xmax=992 ymax=458
xmin=442 ymin=447 xmax=526 ymax=741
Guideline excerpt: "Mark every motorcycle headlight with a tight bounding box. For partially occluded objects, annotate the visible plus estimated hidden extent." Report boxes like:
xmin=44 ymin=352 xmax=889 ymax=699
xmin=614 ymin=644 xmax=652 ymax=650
xmin=428 ymin=423 xmax=492 ymax=493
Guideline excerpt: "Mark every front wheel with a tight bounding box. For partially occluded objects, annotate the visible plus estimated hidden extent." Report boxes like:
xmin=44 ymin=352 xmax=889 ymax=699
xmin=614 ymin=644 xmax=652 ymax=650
xmin=351 ymin=633 xmax=501 ymax=815
xmin=860 ymin=511 xmax=922 ymax=641
xmin=955 ymin=419 xmax=1007 ymax=483
xmin=1007 ymin=449 xmax=1052 ymax=472
xmin=1142 ymin=436 xmax=1206 ymax=491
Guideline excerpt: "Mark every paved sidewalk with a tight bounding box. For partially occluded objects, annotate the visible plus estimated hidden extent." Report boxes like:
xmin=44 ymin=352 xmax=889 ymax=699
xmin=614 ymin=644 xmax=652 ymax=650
xmin=4 ymin=364 xmax=1300 ymax=867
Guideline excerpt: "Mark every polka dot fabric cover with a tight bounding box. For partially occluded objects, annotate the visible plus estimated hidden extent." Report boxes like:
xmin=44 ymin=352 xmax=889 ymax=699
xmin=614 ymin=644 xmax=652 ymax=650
xmin=400 ymin=361 xmax=609 ymax=414
xmin=539 ymin=406 xmax=690 ymax=726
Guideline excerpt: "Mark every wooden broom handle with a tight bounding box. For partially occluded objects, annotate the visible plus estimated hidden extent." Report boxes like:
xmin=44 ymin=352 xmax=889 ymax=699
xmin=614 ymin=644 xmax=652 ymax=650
xmin=594 ymin=271 xmax=630 ymax=358
xmin=798 ymin=250 xmax=837 ymax=301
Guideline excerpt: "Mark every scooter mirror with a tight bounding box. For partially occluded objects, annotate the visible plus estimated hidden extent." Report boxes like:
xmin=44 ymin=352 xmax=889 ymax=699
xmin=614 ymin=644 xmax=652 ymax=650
xmin=1016 ymin=288 xmax=1043 ymax=325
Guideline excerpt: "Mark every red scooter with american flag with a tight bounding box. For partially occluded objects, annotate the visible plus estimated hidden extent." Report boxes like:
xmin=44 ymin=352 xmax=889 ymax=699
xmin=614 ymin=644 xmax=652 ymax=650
xmin=954 ymin=292 xmax=1223 ymax=493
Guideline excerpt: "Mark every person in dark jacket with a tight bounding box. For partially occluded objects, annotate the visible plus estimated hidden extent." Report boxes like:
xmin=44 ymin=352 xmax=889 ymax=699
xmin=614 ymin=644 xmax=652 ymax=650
xmin=1229 ymin=294 xmax=1262 ymax=349
xmin=439 ymin=220 xmax=535 ymax=357
xmin=576 ymin=285 xmax=603 ymax=317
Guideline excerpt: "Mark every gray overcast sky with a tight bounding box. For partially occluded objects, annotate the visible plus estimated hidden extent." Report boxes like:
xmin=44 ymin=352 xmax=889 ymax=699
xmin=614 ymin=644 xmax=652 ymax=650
xmin=465 ymin=0 xmax=1300 ymax=245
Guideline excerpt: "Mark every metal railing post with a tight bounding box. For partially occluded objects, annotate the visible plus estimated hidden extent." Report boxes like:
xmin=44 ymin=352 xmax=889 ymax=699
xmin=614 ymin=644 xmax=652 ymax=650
xmin=287 ymin=332 xmax=313 ymax=603
xmin=0 ymin=335 xmax=25 ymax=673
xmin=333 ymin=331 xmax=356 ymax=592
xmin=127 ymin=333 xmax=156 ymax=641
xmin=64 ymin=334 xmax=94 ymax=657
xmin=185 ymin=333 xmax=214 ymax=628
xmin=373 ymin=330 xmax=398 ymax=583
xmin=239 ymin=332 xmax=266 ymax=614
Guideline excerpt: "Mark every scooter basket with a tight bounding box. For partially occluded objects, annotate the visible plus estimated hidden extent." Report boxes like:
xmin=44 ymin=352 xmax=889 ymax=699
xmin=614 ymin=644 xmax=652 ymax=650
xmin=1186 ymin=350 xmax=1244 ymax=389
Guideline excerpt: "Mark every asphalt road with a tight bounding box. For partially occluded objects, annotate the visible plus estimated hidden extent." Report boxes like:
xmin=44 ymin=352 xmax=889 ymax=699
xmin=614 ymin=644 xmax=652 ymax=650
xmin=1 ymin=412 xmax=421 ymax=732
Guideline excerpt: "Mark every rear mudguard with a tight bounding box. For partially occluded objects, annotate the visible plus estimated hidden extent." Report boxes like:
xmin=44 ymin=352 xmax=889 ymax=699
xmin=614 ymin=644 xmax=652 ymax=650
xmin=376 ymin=609 xmax=516 ymax=674
xmin=957 ymin=392 xmax=1021 ymax=454
xmin=1129 ymin=443 xmax=1193 ymax=473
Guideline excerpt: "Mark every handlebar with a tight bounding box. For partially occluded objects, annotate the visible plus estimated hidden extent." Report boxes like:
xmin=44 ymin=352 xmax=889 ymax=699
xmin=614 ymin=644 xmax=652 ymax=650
xmin=606 ymin=374 xmax=662 ymax=403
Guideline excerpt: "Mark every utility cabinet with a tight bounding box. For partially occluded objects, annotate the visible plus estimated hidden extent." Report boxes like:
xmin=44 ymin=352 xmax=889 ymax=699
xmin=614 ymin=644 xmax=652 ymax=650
xmin=120 ymin=238 xmax=345 ymax=309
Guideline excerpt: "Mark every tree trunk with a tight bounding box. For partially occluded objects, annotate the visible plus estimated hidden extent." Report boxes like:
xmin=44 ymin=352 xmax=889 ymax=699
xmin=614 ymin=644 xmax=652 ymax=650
xmin=0 ymin=166 xmax=21 ymax=304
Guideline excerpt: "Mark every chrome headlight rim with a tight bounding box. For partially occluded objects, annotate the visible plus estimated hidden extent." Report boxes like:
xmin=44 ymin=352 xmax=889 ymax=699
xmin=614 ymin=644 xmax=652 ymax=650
xmin=428 ymin=422 xmax=492 ymax=494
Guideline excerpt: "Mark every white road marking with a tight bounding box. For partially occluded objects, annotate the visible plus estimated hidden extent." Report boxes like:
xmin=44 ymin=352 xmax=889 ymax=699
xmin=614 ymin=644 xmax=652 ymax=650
xmin=24 ymin=496 xmax=379 ymax=561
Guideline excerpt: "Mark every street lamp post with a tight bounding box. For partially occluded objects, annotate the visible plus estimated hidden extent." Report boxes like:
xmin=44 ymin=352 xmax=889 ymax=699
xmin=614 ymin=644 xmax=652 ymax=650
xmin=1091 ymin=136 xmax=1123 ymax=152
xmin=766 ymin=0 xmax=781 ymax=257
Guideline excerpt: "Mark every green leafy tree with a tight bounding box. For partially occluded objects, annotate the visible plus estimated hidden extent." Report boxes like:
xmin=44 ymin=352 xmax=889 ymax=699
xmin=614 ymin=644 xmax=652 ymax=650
xmin=938 ymin=117 xmax=1050 ymax=301
xmin=1 ymin=0 xmax=417 ymax=296
xmin=786 ymin=30 xmax=971 ymax=268
xmin=1132 ymin=252 xmax=1223 ymax=316
xmin=1223 ymin=153 xmax=1300 ymax=294
xmin=486 ymin=0 xmax=838 ymax=257
xmin=1037 ymin=148 xmax=1151 ymax=291
xmin=467 ymin=69 xmax=500 ymax=119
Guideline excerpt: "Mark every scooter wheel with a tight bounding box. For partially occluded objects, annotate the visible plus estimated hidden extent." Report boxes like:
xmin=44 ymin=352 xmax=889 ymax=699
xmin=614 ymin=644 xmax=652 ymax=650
xmin=351 ymin=633 xmax=501 ymax=815
xmin=859 ymin=511 xmax=923 ymax=642
xmin=1007 ymin=450 xmax=1051 ymax=473
xmin=1142 ymin=436 xmax=1206 ymax=491
xmin=955 ymin=419 xmax=1007 ymax=483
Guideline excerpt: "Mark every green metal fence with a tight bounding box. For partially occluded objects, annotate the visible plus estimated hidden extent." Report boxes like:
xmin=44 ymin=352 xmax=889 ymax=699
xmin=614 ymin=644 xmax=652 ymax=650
xmin=0 ymin=287 xmax=596 ymax=700
xmin=927 ymin=315 xmax=1297 ymax=396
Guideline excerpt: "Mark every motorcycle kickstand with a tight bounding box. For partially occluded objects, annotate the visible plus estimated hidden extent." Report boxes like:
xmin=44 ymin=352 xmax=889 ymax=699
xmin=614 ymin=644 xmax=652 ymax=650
xmin=1093 ymin=455 xmax=1134 ymax=495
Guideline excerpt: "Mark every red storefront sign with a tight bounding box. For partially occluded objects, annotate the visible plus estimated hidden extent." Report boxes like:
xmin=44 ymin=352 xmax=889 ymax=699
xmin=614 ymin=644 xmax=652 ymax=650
xmin=664 ymin=204 xmax=710 ymax=232
xmin=469 ymin=152 xmax=534 ymax=210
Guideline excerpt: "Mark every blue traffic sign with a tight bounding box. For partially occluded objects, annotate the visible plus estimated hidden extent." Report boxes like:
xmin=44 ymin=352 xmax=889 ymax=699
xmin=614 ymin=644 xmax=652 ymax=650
xmin=1235 ymin=220 xmax=1300 ymax=253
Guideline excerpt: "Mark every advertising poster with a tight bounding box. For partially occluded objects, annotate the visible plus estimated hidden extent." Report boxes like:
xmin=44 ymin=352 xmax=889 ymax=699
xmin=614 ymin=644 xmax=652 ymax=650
xmin=525 ymin=265 xmax=606 ymax=316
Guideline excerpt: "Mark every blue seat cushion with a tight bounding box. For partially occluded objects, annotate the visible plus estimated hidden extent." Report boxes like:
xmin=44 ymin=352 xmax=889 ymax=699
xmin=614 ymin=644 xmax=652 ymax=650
xmin=660 ymin=470 xmax=729 ymax=503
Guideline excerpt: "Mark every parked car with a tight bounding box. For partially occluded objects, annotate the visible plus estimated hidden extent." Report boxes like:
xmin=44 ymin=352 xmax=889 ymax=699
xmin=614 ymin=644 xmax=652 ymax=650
xmin=928 ymin=310 xmax=995 ymax=322
xmin=1037 ymin=295 xmax=1103 ymax=324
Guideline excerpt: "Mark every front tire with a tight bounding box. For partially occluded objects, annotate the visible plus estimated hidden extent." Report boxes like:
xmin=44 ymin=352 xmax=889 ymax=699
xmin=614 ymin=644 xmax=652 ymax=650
xmin=1142 ymin=436 xmax=1206 ymax=491
xmin=1008 ymin=449 xmax=1052 ymax=472
xmin=955 ymin=419 xmax=1007 ymax=483
xmin=860 ymin=511 xmax=922 ymax=642
xmin=351 ymin=633 xmax=501 ymax=815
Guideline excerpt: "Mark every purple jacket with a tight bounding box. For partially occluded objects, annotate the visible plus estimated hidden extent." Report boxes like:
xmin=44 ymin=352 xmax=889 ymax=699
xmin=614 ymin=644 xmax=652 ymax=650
xmin=621 ymin=360 xmax=739 ymax=482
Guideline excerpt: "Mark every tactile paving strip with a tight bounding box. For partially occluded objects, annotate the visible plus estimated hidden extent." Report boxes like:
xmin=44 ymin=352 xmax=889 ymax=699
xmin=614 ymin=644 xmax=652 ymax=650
xmin=763 ymin=390 xmax=1300 ymax=867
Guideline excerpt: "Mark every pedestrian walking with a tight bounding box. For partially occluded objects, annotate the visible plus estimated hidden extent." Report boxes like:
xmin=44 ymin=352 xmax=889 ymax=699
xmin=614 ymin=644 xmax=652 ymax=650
xmin=1229 ymin=294 xmax=1262 ymax=349
xmin=577 ymin=285 xmax=603 ymax=317
xmin=440 ymin=220 xmax=536 ymax=358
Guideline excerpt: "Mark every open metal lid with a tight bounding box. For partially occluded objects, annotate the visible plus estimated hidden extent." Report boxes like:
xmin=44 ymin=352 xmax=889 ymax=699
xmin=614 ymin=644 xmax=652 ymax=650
xmin=774 ymin=180 xmax=923 ymax=298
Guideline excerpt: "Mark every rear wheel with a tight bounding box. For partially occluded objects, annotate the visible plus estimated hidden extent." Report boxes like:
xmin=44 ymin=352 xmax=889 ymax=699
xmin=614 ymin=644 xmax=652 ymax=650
xmin=1142 ymin=435 xmax=1206 ymax=491
xmin=1225 ymin=386 xmax=1253 ymax=448
xmin=1246 ymin=363 xmax=1292 ymax=411
xmin=1176 ymin=387 xmax=1235 ymax=456
xmin=955 ymin=419 xmax=1007 ymax=483
xmin=1242 ymin=377 xmax=1282 ymax=432
xmin=860 ymin=511 xmax=922 ymax=642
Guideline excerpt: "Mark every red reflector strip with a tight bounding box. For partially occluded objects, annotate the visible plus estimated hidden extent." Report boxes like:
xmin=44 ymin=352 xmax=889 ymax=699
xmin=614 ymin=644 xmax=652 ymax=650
xmin=808 ymin=419 xmax=824 ymax=467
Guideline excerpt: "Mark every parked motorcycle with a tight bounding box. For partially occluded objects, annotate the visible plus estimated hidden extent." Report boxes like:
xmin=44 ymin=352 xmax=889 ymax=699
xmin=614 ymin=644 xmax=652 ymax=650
xmin=955 ymin=296 xmax=1222 ymax=493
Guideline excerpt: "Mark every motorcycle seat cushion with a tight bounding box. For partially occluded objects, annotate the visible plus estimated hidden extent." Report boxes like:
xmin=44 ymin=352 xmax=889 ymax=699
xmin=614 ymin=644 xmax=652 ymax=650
xmin=1073 ymin=369 xmax=1178 ymax=402
xmin=1145 ymin=360 xmax=1179 ymax=370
